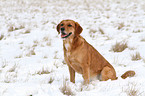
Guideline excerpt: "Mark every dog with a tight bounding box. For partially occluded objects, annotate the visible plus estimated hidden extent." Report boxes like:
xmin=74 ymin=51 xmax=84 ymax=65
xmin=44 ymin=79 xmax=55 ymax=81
xmin=57 ymin=19 xmax=135 ymax=84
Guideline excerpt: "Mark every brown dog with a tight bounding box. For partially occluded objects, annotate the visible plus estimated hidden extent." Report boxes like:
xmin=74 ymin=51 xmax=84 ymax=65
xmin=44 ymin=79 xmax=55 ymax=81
xmin=57 ymin=19 xmax=135 ymax=84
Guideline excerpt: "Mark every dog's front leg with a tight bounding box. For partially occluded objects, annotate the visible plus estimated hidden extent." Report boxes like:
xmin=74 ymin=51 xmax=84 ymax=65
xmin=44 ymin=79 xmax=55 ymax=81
xmin=82 ymin=66 xmax=90 ymax=84
xmin=68 ymin=66 xmax=75 ymax=83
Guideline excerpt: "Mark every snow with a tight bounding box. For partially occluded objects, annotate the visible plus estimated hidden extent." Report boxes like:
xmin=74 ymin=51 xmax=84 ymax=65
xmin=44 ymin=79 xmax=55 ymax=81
xmin=0 ymin=0 xmax=145 ymax=96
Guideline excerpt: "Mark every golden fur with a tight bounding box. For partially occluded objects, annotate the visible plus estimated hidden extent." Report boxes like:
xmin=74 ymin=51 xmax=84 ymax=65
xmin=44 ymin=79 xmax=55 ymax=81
xmin=57 ymin=19 xmax=135 ymax=84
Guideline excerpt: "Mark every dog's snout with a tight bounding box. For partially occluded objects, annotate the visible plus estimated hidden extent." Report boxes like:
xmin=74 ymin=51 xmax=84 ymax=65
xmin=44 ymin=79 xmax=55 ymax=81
xmin=61 ymin=27 xmax=65 ymax=31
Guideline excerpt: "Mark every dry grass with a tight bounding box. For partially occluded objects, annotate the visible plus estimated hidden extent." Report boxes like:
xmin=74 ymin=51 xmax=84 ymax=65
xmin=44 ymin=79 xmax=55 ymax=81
xmin=89 ymin=29 xmax=97 ymax=33
xmin=26 ymin=48 xmax=36 ymax=57
xmin=53 ymin=51 xmax=58 ymax=59
xmin=141 ymin=37 xmax=145 ymax=42
xmin=129 ymin=47 xmax=136 ymax=50
xmin=105 ymin=35 xmax=112 ymax=40
xmin=0 ymin=34 xmax=4 ymax=40
xmin=89 ymin=28 xmax=105 ymax=35
xmin=131 ymin=52 xmax=142 ymax=61
xmin=8 ymin=25 xmax=31 ymax=35
xmin=60 ymin=78 xmax=74 ymax=96
xmin=89 ymin=29 xmax=96 ymax=37
xmin=118 ymin=22 xmax=125 ymax=30
xmin=46 ymin=41 xmax=51 ymax=46
xmin=4 ymin=73 xmax=17 ymax=83
xmin=48 ymin=77 xmax=54 ymax=84
xmin=8 ymin=64 xmax=17 ymax=72
xmin=126 ymin=86 xmax=138 ymax=96
xmin=24 ymin=29 xmax=31 ymax=34
xmin=43 ymin=55 xmax=48 ymax=59
xmin=133 ymin=29 xmax=143 ymax=33
xmin=112 ymin=41 xmax=128 ymax=52
xmin=3 ymin=64 xmax=18 ymax=83
xmin=15 ymin=55 xmax=23 ymax=58
xmin=8 ymin=25 xmax=25 ymax=32
xmin=8 ymin=26 xmax=16 ymax=32
xmin=124 ymin=82 xmax=143 ymax=96
xmin=99 ymin=27 xmax=105 ymax=34
xmin=37 ymin=67 xmax=52 ymax=75
xmin=1 ymin=59 xmax=8 ymax=68
xmin=43 ymin=36 xmax=49 ymax=41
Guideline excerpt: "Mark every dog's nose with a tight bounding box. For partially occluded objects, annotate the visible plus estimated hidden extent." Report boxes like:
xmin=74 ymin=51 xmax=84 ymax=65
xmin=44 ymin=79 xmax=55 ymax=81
xmin=61 ymin=27 xmax=65 ymax=31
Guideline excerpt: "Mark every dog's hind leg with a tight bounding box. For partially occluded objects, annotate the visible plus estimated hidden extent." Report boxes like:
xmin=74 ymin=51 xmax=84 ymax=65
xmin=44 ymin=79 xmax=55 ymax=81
xmin=101 ymin=66 xmax=117 ymax=81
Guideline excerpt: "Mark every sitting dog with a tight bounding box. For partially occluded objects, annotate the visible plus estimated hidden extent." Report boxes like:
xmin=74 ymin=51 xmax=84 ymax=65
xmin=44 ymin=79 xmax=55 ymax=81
xmin=56 ymin=19 xmax=135 ymax=84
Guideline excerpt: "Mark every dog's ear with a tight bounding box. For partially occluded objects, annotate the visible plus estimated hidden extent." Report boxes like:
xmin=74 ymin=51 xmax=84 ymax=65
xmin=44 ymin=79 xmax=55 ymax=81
xmin=75 ymin=22 xmax=83 ymax=35
xmin=56 ymin=23 xmax=60 ymax=34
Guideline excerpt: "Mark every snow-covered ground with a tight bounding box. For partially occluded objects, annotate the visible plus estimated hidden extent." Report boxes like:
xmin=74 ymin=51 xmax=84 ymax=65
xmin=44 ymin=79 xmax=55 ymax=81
xmin=0 ymin=0 xmax=145 ymax=95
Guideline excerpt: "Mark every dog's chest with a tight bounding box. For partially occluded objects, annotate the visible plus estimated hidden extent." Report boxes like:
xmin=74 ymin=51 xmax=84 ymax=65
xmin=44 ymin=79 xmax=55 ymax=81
xmin=64 ymin=42 xmax=71 ymax=57
xmin=65 ymin=43 xmax=70 ymax=51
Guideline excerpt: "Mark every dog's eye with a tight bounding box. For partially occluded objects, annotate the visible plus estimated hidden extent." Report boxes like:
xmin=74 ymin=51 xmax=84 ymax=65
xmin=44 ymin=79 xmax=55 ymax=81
xmin=68 ymin=24 xmax=72 ymax=27
xmin=61 ymin=24 xmax=63 ymax=26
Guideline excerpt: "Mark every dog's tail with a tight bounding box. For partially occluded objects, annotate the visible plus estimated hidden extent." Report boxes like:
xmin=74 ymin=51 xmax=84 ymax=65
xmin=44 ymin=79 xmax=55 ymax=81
xmin=121 ymin=70 xmax=135 ymax=79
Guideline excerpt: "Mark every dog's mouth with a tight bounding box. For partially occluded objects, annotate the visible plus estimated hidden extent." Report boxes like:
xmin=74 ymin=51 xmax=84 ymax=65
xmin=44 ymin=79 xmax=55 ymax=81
xmin=61 ymin=32 xmax=72 ymax=38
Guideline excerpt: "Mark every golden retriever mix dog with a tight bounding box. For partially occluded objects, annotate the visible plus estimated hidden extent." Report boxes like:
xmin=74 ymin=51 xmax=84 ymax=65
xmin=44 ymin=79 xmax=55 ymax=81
xmin=57 ymin=19 xmax=135 ymax=84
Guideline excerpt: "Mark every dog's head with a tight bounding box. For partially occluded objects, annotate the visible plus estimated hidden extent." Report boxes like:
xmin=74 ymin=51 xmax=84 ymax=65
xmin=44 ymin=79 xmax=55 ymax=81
xmin=57 ymin=20 xmax=83 ymax=39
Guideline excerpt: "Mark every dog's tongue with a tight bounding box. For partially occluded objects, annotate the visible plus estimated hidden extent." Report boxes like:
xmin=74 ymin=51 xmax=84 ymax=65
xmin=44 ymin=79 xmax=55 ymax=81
xmin=61 ymin=34 xmax=68 ymax=38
